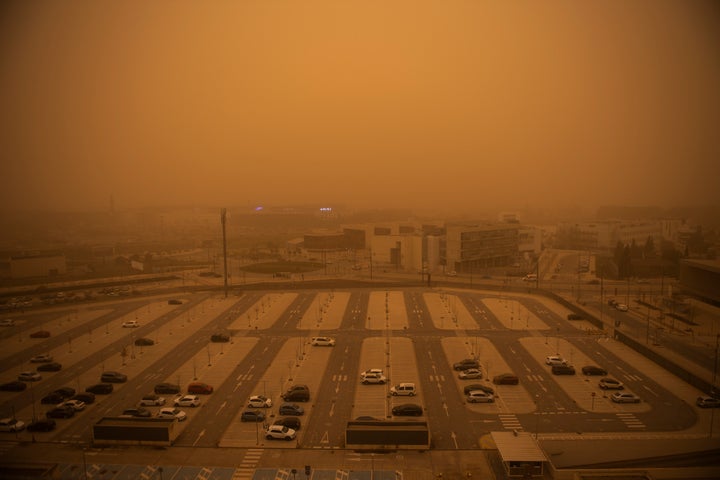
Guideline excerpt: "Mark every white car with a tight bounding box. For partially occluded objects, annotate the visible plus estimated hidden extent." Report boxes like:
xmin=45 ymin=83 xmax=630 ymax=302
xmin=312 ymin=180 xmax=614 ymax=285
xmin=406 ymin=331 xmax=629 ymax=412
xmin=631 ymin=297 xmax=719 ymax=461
xmin=18 ymin=371 xmax=41 ymax=382
xmin=615 ymin=303 xmax=629 ymax=312
xmin=311 ymin=336 xmax=336 ymax=346
xmin=611 ymin=392 xmax=641 ymax=403
xmin=58 ymin=399 xmax=86 ymax=411
xmin=30 ymin=354 xmax=53 ymax=363
xmin=0 ymin=319 xmax=15 ymax=327
xmin=174 ymin=395 xmax=201 ymax=407
xmin=360 ymin=368 xmax=384 ymax=379
xmin=459 ymin=369 xmax=483 ymax=379
xmin=122 ymin=320 xmax=140 ymax=328
xmin=545 ymin=356 xmax=567 ymax=366
xmin=467 ymin=390 xmax=495 ymax=403
xmin=139 ymin=394 xmax=166 ymax=406
xmin=248 ymin=395 xmax=272 ymax=408
xmin=157 ymin=407 xmax=187 ymax=421
xmin=361 ymin=373 xmax=387 ymax=384
xmin=0 ymin=417 xmax=25 ymax=432
xmin=265 ymin=424 xmax=296 ymax=441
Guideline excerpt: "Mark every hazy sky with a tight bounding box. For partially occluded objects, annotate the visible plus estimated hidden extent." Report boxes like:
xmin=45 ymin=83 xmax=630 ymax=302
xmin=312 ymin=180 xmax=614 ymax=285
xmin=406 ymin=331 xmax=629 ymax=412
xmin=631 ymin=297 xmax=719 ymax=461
xmin=1 ymin=0 xmax=718 ymax=214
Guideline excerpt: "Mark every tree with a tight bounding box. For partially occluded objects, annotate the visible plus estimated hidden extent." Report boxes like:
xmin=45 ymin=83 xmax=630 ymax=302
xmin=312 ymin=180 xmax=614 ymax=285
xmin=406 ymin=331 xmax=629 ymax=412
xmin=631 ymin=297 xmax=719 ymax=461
xmin=643 ymin=236 xmax=655 ymax=258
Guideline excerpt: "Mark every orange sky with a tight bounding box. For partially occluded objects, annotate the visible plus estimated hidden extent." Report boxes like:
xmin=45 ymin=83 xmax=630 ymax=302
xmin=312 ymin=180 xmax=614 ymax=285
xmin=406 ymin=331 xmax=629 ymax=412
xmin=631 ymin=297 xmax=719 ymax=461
xmin=1 ymin=0 xmax=718 ymax=214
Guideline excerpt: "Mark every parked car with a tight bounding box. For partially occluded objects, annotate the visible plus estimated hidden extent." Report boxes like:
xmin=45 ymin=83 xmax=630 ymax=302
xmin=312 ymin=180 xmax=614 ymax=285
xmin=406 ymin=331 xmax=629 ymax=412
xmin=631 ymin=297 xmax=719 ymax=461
xmin=615 ymin=303 xmax=629 ymax=312
xmin=71 ymin=392 xmax=95 ymax=404
xmin=274 ymin=417 xmax=301 ymax=430
xmin=210 ymin=333 xmax=230 ymax=343
xmin=121 ymin=407 xmax=152 ymax=418
xmin=18 ymin=371 xmax=41 ymax=382
xmin=174 ymin=395 xmax=201 ymax=407
xmin=29 ymin=330 xmax=51 ymax=338
xmin=311 ymin=336 xmax=336 ymax=346
xmin=122 ymin=320 xmax=140 ymax=328
xmin=390 ymin=383 xmax=417 ymax=396
xmin=391 ymin=403 xmax=423 ymax=416
xmin=53 ymin=387 xmax=76 ymax=398
xmin=134 ymin=337 xmax=155 ymax=346
xmin=696 ymin=396 xmax=720 ymax=408
xmin=0 ymin=381 xmax=27 ymax=392
xmin=279 ymin=402 xmax=305 ymax=416
xmin=240 ymin=410 xmax=266 ymax=422
xmin=139 ymin=394 xmax=166 ymax=406
xmin=463 ymin=384 xmax=495 ymax=395
xmin=37 ymin=362 xmax=62 ymax=372
xmin=598 ymin=378 xmax=624 ymax=390
xmin=551 ymin=365 xmax=576 ymax=375
xmin=360 ymin=369 xmax=383 ymax=379
xmin=453 ymin=359 xmax=480 ymax=371
xmin=188 ymin=382 xmax=213 ymax=394
xmin=545 ymin=356 xmax=567 ymax=366
xmin=157 ymin=407 xmax=187 ymax=421
xmin=100 ymin=371 xmax=127 ymax=383
xmin=86 ymin=383 xmax=113 ymax=394
xmin=459 ymin=368 xmax=483 ymax=379
xmin=154 ymin=383 xmax=181 ymax=394
xmin=27 ymin=419 xmax=56 ymax=432
xmin=30 ymin=354 xmax=53 ymax=363
xmin=248 ymin=395 xmax=272 ymax=408
xmin=0 ymin=319 xmax=16 ymax=326
xmin=265 ymin=424 xmax=296 ymax=441
xmin=58 ymin=399 xmax=86 ymax=411
xmin=281 ymin=385 xmax=310 ymax=402
xmin=361 ymin=373 xmax=387 ymax=384
xmin=41 ymin=392 xmax=67 ymax=405
xmin=611 ymin=392 xmax=641 ymax=403
xmin=493 ymin=373 xmax=519 ymax=385
xmin=46 ymin=405 xmax=75 ymax=419
xmin=0 ymin=417 xmax=25 ymax=432
xmin=167 ymin=299 xmax=183 ymax=305
xmin=582 ymin=365 xmax=608 ymax=376
xmin=467 ymin=390 xmax=495 ymax=403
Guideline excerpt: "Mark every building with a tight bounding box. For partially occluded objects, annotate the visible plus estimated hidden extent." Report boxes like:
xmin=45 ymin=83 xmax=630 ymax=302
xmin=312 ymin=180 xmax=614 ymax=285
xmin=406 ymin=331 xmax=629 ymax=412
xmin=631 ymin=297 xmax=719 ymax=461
xmin=8 ymin=252 xmax=66 ymax=279
xmin=445 ymin=223 xmax=519 ymax=273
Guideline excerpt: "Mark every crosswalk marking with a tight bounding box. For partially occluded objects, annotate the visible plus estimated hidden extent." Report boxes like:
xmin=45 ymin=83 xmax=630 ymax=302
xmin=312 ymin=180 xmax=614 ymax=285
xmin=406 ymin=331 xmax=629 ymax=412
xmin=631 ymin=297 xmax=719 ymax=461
xmin=498 ymin=414 xmax=523 ymax=430
xmin=232 ymin=448 xmax=264 ymax=480
xmin=616 ymin=413 xmax=645 ymax=429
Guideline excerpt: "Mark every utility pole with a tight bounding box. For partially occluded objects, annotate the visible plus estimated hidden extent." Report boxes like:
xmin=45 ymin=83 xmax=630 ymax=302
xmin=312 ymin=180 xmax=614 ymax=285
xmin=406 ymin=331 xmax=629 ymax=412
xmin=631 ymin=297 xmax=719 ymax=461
xmin=221 ymin=208 xmax=228 ymax=298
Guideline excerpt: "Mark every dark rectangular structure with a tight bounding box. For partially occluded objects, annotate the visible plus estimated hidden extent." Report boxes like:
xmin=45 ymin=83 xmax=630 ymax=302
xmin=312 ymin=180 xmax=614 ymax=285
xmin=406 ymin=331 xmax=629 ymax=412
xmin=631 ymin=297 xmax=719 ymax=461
xmin=92 ymin=417 xmax=176 ymax=446
xmin=346 ymin=421 xmax=430 ymax=451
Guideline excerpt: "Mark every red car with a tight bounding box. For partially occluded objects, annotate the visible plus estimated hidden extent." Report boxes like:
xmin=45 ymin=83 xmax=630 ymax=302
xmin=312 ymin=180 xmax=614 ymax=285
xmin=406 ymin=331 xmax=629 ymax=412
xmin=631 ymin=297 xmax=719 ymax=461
xmin=30 ymin=330 xmax=51 ymax=338
xmin=187 ymin=382 xmax=213 ymax=394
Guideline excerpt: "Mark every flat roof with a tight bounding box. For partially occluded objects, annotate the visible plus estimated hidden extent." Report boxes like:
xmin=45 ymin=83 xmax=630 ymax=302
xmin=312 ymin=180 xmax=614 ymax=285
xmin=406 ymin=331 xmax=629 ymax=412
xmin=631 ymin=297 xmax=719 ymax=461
xmin=492 ymin=431 xmax=547 ymax=463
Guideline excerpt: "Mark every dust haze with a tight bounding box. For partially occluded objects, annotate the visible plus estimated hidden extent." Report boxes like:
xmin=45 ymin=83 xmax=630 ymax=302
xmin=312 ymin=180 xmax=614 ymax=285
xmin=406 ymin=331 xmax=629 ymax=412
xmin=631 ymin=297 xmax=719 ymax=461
xmin=1 ymin=0 xmax=719 ymax=214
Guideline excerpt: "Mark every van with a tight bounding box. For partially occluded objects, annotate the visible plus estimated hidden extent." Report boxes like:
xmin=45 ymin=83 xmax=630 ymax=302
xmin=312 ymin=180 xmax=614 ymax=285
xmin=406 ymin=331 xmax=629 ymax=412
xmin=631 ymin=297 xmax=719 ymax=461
xmin=390 ymin=383 xmax=416 ymax=396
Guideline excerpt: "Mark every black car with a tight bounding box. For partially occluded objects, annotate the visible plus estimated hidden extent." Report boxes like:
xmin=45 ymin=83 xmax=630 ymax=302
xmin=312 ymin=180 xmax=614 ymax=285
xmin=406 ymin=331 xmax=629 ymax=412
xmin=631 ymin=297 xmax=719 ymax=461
xmin=392 ymin=403 xmax=423 ymax=416
xmin=463 ymin=384 xmax=495 ymax=395
xmin=551 ymin=365 xmax=576 ymax=375
xmin=274 ymin=417 xmax=302 ymax=430
xmin=71 ymin=392 xmax=95 ymax=404
xmin=453 ymin=359 xmax=480 ymax=371
xmin=240 ymin=410 xmax=266 ymax=422
xmin=46 ymin=405 xmax=75 ymax=419
xmin=27 ymin=419 xmax=56 ymax=432
xmin=122 ymin=407 xmax=152 ymax=418
xmin=0 ymin=381 xmax=27 ymax=392
xmin=134 ymin=337 xmax=155 ymax=346
xmin=37 ymin=362 xmax=63 ymax=372
xmin=154 ymin=383 xmax=181 ymax=394
xmin=86 ymin=383 xmax=113 ymax=394
xmin=41 ymin=392 xmax=67 ymax=404
xmin=581 ymin=365 xmax=608 ymax=376
xmin=210 ymin=333 xmax=230 ymax=343
xmin=168 ymin=299 xmax=183 ymax=305
xmin=278 ymin=403 xmax=304 ymax=416
xmin=100 ymin=371 xmax=127 ymax=383
xmin=54 ymin=387 xmax=76 ymax=398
